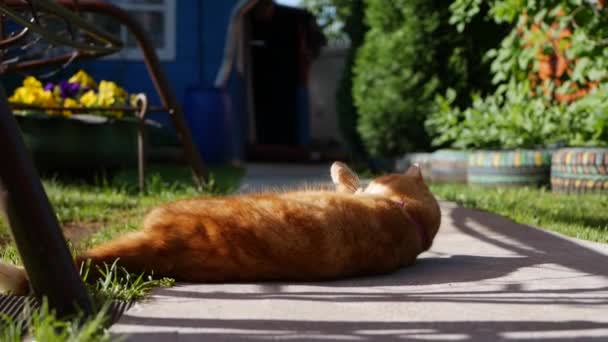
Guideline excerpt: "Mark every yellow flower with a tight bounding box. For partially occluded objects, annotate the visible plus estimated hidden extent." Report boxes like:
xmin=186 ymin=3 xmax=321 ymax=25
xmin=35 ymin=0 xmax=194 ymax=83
xmin=9 ymin=76 xmax=46 ymax=105
xmin=52 ymin=85 xmax=62 ymax=99
xmin=23 ymin=76 xmax=43 ymax=89
xmin=62 ymin=98 xmax=80 ymax=116
xmin=98 ymin=94 xmax=115 ymax=107
xmin=80 ymin=90 xmax=98 ymax=107
xmin=69 ymin=70 xmax=98 ymax=89
xmin=64 ymin=98 xmax=79 ymax=107
xmin=95 ymin=81 xmax=128 ymax=110
xmin=11 ymin=74 xmax=132 ymax=119
xmin=8 ymin=83 xmax=58 ymax=113
xmin=8 ymin=87 xmax=26 ymax=103
xmin=39 ymin=90 xmax=58 ymax=107
xmin=99 ymin=81 xmax=127 ymax=101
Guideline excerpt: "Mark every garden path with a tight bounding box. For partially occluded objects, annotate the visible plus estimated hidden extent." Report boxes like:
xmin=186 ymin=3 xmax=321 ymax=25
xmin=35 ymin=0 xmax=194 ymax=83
xmin=111 ymin=163 xmax=608 ymax=341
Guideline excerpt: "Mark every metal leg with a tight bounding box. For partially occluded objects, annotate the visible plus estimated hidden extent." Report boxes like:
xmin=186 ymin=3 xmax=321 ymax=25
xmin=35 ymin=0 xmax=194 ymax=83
xmin=0 ymin=85 xmax=92 ymax=318
xmin=135 ymin=94 xmax=148 ymax=194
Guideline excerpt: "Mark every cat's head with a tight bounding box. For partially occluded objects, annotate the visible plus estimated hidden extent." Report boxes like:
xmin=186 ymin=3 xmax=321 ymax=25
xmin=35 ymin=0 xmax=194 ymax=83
xmin=331 ymin=162 xmax=441 ymax=241
xmin=330 ymin=161 xmax=434 ymax=201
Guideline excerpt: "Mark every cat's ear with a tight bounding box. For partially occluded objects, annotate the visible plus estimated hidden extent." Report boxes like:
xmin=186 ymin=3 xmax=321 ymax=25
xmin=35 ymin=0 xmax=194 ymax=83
xmin=404 ymin=163 xmax=422 ymax=179
xmin=331 ymin=162 xmax=361 ymax=194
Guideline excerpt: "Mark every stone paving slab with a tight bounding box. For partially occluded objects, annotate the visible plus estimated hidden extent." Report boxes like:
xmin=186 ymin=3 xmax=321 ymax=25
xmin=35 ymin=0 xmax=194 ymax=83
xmin=111 ymin=163 xmax=608 ymax=341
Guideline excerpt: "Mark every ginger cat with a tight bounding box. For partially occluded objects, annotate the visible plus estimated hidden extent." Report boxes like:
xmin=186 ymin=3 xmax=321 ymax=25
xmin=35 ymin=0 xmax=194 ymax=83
xmin=0 ymin=162 xmax=441 ymax=295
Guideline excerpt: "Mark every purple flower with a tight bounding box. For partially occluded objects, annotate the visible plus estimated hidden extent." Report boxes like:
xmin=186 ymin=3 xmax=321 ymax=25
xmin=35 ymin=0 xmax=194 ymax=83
xmin=44 ymin=79 xmax=92 ymax=100
xmin=58 ymin=81 xmax=82 ymax=98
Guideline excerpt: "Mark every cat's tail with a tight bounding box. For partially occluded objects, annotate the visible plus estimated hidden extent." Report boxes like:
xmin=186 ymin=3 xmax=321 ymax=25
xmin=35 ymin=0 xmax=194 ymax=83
xmin=0 ymin=262 xmax=29 ymax=296
xmin=76 ymin=231 xmax=172 ymax=279
xmin=0 ymin=231 xmax=171 ymax=296
xmin=0 ymin=231 xmax=173 ymax=295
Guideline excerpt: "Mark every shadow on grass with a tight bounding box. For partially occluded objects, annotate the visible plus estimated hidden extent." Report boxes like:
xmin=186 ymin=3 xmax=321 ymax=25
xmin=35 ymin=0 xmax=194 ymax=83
xmin=431 ymin=184 xmax=608 ymax=243
xmin=530 ymin=206 xmax=608 ymax=234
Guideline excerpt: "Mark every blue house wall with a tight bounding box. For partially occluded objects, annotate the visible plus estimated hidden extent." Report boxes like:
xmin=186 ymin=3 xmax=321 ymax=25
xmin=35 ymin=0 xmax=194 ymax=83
xmin=77 ymin=0 xmax=244 ymax=162
xmin=4 ymin=0 xmax=310 ymax=163
xmin=82 ymin=1 xmax=238 ymax=105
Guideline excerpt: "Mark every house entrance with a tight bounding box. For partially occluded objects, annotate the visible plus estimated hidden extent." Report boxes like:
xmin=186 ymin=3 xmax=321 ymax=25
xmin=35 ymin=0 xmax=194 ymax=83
xmin=245 ymin=1 xmax=324 ymax=162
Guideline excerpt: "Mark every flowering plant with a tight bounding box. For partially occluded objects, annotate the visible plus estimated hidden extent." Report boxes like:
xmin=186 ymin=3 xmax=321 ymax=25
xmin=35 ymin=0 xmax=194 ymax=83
xmin=426 ymin=1 xmax=608 ymax=149
xmin=9 ymin=70 xmax=140 ymax=119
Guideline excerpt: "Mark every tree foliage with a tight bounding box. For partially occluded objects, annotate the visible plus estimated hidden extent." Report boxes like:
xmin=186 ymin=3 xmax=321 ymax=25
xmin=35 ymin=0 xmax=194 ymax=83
xmin=427 ymin=0 xmax=608 ymax=149
xmin=352 ymin=0 xmax=506 ymax=157
xmin=301 ymin=0 xmax=351 ymax=45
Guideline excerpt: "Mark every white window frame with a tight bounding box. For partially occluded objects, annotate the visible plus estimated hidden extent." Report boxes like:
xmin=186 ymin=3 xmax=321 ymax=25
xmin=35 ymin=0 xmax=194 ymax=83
xmin=104 ymin=1 xmax=176 ymax=61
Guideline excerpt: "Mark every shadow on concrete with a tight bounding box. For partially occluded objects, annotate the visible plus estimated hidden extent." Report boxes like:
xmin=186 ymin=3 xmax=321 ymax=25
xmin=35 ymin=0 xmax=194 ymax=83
xmin=117 ymin=318 xmax=608 ymax=341
xmin=116 ymin=204 xmax=608 ymax=341
xmin=150 ymin=284 xmax=608 ymax=306
xmin=449 ymin=206 xmax=608 ymax=280
xmin=153 ymin=254 xmax=531 ymax=290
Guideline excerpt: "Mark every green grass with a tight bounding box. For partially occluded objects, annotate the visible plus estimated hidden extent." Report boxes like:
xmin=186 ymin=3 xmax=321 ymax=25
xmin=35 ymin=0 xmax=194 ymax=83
xmin=1 ymin=300 xmax=114 ymax=342
xmin=0 ymin=164 xmax=244 ymax=249
xmin=430 ymin=183 xmax=608 ymax=244
xmin=0 ymin=261 xmax=177 ymax=341
xmin=0 ymin=163 xmax=243 ymax=338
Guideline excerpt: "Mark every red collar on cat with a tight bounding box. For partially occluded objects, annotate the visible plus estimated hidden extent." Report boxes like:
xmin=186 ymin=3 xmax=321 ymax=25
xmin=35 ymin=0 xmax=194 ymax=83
xmin=394 ymin=200 xmax=430 ymax=251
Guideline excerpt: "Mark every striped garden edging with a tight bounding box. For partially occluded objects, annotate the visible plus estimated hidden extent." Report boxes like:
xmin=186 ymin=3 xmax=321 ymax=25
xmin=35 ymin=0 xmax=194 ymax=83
xmin=468 ymin=149 xmax=552 ymax=187
xmin=551 ymin=148 xmax=608 ymax=193
xmin=430 ymin=149 xmax=468 ymax=183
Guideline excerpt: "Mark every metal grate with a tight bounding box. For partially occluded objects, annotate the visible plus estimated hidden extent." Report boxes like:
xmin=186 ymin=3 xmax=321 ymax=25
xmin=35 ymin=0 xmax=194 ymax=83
xmin=107 ymin=299 xmax=135 ymax=325
xmin=0 ymin=294 xmax=134 ymax=328
xmin=0 ymin=294 xmax=37 ymax=324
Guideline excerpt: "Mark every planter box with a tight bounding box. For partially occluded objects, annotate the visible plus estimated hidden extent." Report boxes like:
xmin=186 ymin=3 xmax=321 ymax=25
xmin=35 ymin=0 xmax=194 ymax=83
xmin=430 ymin=149 xmax=468 ymax=183
xmin=468 ymin=149 xmax=552 ymax=187
xmin=551 ymin=148 xmax=608 ymax=193
xmin=16 ymin=114 xmax=142 ymax=170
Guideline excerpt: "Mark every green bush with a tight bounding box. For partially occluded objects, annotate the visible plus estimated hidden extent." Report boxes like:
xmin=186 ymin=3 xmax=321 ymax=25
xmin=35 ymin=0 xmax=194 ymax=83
xmin=353 ymin=0 xmax=437 ymax=156
xmin=428 ymin=1 xmax=608 ymax=149
xmin=353 ymin=0 xmax=506 ymax=157
xmin=428 ymin=82 xmax=608 ymax=149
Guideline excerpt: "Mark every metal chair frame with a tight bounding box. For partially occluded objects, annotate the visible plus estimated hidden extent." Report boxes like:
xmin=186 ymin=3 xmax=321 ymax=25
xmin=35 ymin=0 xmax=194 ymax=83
xmin=0 ymin=0 xmax=208 ymax=318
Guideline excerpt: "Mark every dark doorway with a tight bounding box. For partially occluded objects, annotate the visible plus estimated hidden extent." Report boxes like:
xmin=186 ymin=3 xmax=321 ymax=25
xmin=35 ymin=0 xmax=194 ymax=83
xmin=249 ymin=3 xmax=301 ymax=146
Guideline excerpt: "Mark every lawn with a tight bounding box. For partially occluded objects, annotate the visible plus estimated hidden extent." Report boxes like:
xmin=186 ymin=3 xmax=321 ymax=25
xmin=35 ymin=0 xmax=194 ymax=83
xmin=0 ymin=163 xmax=244 ymax=340
xmin=430 ymin=183 xmax=608 ymax=244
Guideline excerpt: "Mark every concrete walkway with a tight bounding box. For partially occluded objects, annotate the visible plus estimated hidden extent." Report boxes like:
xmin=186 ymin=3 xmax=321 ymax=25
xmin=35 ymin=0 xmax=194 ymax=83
xmin=237 ymin=162 xmax=335 ymax=192
xmin=111 ymin=163 xmax=608 ymax=341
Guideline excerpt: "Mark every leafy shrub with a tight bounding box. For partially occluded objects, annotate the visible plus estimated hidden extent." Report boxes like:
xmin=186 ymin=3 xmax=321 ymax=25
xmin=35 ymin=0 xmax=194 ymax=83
xmin=428 ymin=1 xmax=608 ymax=149
xmin=353 ymin=0 xmax=438 ymax=156
xmin=353 ymin=0 xmax=506 ymax=157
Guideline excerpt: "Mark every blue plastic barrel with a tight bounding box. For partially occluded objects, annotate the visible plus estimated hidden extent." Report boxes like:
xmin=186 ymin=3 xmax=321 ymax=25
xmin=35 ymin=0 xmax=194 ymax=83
xmin=183 ymin=87 xmax=236 ymax=164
